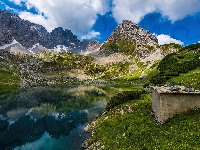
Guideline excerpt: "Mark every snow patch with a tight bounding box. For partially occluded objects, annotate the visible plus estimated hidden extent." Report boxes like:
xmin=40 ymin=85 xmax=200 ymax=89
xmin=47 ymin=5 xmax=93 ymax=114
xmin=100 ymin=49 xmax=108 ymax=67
xmin=0 ymin=39 xmax=19 ymax=49
xmin=28 ymin=43 xmax=48 ymax=54
xmin=28 ymin=43 xmax=40 ymax=54
xmin=54 ymin=45 xmax=68 ymax=52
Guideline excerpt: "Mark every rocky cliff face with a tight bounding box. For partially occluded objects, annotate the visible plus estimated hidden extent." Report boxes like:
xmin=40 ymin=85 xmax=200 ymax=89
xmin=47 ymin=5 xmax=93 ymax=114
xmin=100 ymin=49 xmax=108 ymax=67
xmin=100 ymin=20 xmax=159 ymax=58
xmin=105 ymin=20 xmax=158 ymax=45
xmin=0 ymin=9 xmax=99 ymax=54
xmin=0 ymin=10 xmax=49 ymax=48
xmin=81 ymin=40 xmax=101 ymax=52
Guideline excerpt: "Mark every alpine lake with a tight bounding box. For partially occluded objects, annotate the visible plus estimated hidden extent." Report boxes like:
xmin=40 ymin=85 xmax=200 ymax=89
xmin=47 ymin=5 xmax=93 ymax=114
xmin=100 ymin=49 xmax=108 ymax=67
xmin=0 ymin=83 xmax=141 ymax=150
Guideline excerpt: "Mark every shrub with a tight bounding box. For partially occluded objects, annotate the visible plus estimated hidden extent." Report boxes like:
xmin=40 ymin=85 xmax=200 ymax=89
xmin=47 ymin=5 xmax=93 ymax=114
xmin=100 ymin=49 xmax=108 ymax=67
xmin=106 ymin=90 xmax=146 ymax=110
xmin=151 ymin=43 xmax=200 ymax=85
xmin=101 ymin=39 xmax=136 ymax=55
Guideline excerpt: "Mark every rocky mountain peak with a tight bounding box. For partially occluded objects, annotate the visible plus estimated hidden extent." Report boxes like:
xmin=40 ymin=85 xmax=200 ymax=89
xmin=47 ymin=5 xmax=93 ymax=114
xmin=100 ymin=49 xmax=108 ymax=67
xmin=49 ymin=27 xmax=81 ymax=48
xmin=0 ymin=9 xmax=99 ymax=54
xmin=0 ymin=9 xmax=49 ymax=49
xmin=105 ymin=20 xmax=158 ymax=45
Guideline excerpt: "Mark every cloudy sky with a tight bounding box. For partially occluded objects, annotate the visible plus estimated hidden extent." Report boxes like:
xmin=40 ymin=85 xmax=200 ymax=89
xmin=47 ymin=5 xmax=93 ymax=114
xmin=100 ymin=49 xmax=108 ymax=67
xmin=1 ymin=0 xmax=200 ymax=45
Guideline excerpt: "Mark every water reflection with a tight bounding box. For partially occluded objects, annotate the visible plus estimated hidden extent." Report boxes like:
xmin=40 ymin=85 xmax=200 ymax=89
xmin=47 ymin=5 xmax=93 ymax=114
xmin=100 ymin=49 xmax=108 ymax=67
xmin=0 ymin=85 xmax=119 ymax=150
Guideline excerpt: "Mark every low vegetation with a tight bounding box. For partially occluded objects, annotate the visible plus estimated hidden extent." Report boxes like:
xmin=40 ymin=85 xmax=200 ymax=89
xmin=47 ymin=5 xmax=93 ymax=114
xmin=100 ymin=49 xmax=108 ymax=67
xmin=150 ymin=43 xmax=200 ymax=86
xmin=1 ymin=41 xmax=200 ymax=149
xmin=160 ymin=43 xmax=182 ymax=56
xmin=86 ymin=92 xmax=200 ymax=149
xmin=100 ymin=39 xmax=136 ymax=55
xmin=169 ymin=67 xmax=200 ymax=89
xmin=84 ymin=43 xmax=200 ymax=149
xmin=106 ymin=90 xmax=145 ymax=110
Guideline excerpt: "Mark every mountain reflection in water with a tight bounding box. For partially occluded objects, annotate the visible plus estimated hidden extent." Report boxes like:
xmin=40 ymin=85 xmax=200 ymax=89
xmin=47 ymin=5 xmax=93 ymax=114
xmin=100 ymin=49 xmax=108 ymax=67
xmin=0 ymin=85 xmax=118 ymax=150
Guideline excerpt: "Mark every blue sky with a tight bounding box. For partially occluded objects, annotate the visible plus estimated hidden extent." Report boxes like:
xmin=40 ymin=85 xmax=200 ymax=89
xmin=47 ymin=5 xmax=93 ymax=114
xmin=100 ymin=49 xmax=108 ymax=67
xmin=1 ymin=0 xmax=200 ymax=46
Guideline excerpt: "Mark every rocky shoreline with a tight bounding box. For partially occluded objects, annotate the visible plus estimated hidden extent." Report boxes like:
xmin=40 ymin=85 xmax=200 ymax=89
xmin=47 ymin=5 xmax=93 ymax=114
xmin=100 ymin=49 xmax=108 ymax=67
xmin=81 ymin=111 xmax=107 ymax=150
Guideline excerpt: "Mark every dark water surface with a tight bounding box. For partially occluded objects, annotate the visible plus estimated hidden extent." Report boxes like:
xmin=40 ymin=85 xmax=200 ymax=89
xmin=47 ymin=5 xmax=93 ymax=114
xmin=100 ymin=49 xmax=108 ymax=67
xmin=0 ymin=85 xmax=121 ymax=150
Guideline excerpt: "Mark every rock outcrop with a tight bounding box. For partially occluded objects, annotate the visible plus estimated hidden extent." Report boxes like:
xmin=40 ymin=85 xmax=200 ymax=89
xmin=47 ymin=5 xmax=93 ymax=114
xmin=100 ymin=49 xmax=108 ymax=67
xmin=100 ymin=20 xmax=159 ymax=58
xmin=104 ymin=20 xmax=158 ymax=46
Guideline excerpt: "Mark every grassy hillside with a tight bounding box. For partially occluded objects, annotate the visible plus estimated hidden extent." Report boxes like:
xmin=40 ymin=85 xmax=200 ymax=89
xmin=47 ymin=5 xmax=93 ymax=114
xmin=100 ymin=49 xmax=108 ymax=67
xmin=99 ymin=42 xmax=180 ymax=84
xmin=0 ymin=50 xmax=97 ymax=87
xmin=0 ymin=68 xmax=20 ymax=95
xmin=169 ymin=67 xmax=200 ymax=89
xmin=85 ymin=43 xmax=200 ymax=149
xmin=0 ymin=65 xmax=20 ymax=84
xmin=100 ymin=39 xmax=136 ymax=55
xmin=0 ymin=51 xmax=21 ymax=95
xmin=86 ymin=92 xmax=200 ymax=150
xmin=150 ymin=43 xmax=200 ymax=88
xmin=0 ymin=42 xmax=194 ymax=88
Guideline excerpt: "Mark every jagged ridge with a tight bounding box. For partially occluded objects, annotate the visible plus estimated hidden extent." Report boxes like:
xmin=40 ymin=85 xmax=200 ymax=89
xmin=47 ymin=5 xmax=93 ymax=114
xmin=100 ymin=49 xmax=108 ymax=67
xmin=0 ymin=9 xmax=100 ymax=54
xmin=105 ymin=20 xmax=158 ymax=45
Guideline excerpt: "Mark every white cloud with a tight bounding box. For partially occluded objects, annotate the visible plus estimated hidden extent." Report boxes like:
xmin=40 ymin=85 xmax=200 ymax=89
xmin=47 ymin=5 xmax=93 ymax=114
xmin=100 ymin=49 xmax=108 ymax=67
xmin=81 ymin=30 xmax=100 ymax=40
xmin=8 ymin=0 xmax=110 ymax=39
xmin=9 ymin=0 xmax=24 ymax=5
xmin=5 ymin=5 xmax=19 ymax=13
xmin=156 ymin=34 xmax=184 ymax=45
xmin=112 ymin=0 xmax=156 ymax=24
xmin=112 ymin=0 xmax=200 ymax=24
xmin=19 ymin=11 xmax=56 ymax=31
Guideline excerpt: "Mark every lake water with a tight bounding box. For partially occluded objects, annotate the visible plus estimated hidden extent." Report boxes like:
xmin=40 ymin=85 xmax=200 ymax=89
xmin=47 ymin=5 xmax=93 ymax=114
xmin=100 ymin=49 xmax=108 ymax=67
xmin=0 ymin=84 xmax=125 ymax=150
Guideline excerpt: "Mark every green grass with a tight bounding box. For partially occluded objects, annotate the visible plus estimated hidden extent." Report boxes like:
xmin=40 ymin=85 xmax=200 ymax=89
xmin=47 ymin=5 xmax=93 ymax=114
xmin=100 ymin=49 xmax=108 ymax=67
xmin=0 ymin=70 xmax=20 ymax=84
xmin=101 ymin=39 xmax=136 ymax=55
xmin=136 ymin=68 xmax=158 ymax=84
xmin=0 ymin=67 xmax=21 ymax=96
xmin=117 ymin=60 xmax=159 ymax=85
xmin=87 ymin=93 xmax=200 ymax=149
xmin=111 ymin=83 xmax=142 ymax=91
xmin=151 ymin=43 xmax=200 ymax=85
xmin=169 ymin=67 xmax=200 ymax=90
xmin=121 ymin=69 xmax=143 ymax=81
xmin=0 ymin=84 xmax=20 ymax=101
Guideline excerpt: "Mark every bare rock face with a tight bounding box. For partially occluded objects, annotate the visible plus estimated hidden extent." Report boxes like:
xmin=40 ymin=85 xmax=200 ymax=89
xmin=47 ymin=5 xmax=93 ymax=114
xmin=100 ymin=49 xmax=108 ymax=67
xmin=105 ymin=20 xmax=158 ymax=45
xmin=0 ymin=9 xmax=99 ymax=54
xmin=4 ymin=43 xmax=32 ymax=55
xmin=81 ymin=40 xmax=101 ymax=52
xmin=0 ymin=10 xmax=49 ymax=49
xmin=100 ymin=20 xmax=159 ymax=59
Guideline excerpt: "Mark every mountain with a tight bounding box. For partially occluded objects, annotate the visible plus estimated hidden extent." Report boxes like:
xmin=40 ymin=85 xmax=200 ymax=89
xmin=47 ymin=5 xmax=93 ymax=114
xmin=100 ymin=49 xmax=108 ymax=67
xmin=0 ymin=9 xmax=183 ymax=86
xmin=105 ymin=20 xmax=158 ymax=45
xmin=0 ymin=39 xmax=32 ymax=54
xmin=97 ymin=20 xmax=179 ymax=67
xmin=0 ymin=9 xmax=99 ymax=54
xmin=100 ymin=20 xmax=159 ymax=57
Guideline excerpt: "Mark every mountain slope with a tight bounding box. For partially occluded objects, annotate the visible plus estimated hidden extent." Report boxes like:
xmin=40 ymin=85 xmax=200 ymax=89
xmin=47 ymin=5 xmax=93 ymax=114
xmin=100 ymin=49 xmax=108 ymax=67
xmin=100 ymin=20 xmax=158 ymax=56
xmin=0 ymin=9 xmax=100 ymax=54
xmin=150 ymin=43 xmax=200 ymax=88
xmin=105 ymin=20 xmax=158 ymax=45
xmin=0 ymin=9 xmax=183 ymax=84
